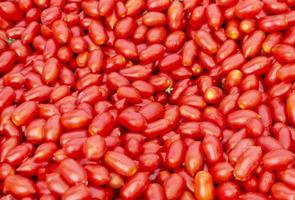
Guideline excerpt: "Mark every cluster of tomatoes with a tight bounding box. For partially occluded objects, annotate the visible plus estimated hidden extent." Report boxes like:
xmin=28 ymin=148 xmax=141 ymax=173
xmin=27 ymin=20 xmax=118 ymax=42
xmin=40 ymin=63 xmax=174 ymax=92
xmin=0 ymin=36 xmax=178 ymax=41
xmin=0 ymin=0 xmax=295 ymax=199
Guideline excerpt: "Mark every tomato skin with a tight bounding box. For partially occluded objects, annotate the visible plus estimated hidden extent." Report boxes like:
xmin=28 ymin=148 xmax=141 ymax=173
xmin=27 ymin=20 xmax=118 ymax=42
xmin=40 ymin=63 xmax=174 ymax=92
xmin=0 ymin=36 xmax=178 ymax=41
xmin=284 ymin=26 xmax=295 ymax=45
xmin=125 ymin=0 xmax=145 ymax=16
xmin=62 ymin=184 xmax=90 ymax=200
xmin=190 ymin=6 xmax=206 ymax=29
xmin=88 ymin=21 xmax=107 ymax=45
xmin=167 ymin=1 xmax=184 ymax=31
xmin=40 ymin=7 xmax=61 ymax=26
xmin=166 ymin=139 xmax=186 ymax=169
xmin=240 ymin=19 xmax=256 ymax=34
xmin=259 ymin=170 xmax=275 ymax=193
xmin=194 ymin=171 xmax=214 ymax=200
xmin=216 ymin=182 xmax=240 ymax=200
xmin=11 ymin=101 xmax=38 ymax=127
xmin=238 ymin=192 xmax=268 ymax=200
xmin=263 ymin=149 xmax=295 ymax=170
xmin=165 ymin=31 xmax=186 ymax=52
xmin=271 ymin=182 xmax=295 ymax=200
xmin=61 ymin=109 xmax=92 ymax=130
xmin=259 ymin=14 xmax=288 ymax=32
xmin=206 ymin=4 xmax=223 ymax=31
xmin=52 ymin=20 xmax=71 ymax=44
xmin=238 ymin=89 xmax=262 ymax=109
xmin=145 ymin=183 xmax=166 ymax=200
xmin=43 ymin=38 xmax=58 ymax=60
xmin=121 ymin=172 xmax=149 ymax=199
xmin=10 ymin=40 xmax=31 ymax=62
xmin=83 ymin=135 xmax=106 ymax=162
xmin=139 ymin=44 xmax=165 ymax=63
xmin=114 ymin=39 xmax=137 ymax=59
xmin=243 ymin=30 xmax=265 ymax=58
xmin=139 ymin=102 xmax=164 ymax=122
xmin=0 ymin=51 xmax=16 ymax=73
xmin=97 ymin=0 xmax=115 ymax=16
xmin=2 ymin=0 xmax=295 ymax=199
xmin=88 ymin=112 xmax=114 ymax=136
xmin=0 ymin=86 xmax=15 ymax=112
xmin=235 ymin=0 xmax=263 ymax=18
xmin=104 ymin=151 xmax=138 ymax=177
xmin=58 ymin=158 xmax=87 ymax=185
xmin=0 ymin=2 xmax=23 ymax=22
xmin=164 ymin=173 xmax=185 ymax=199
xmin=115 ymin=17 xmax=136 ymax=38
xmin=194 ymin=30 xmax=218 ymax=54
xmin=272 ymin=44 xmax=295 ymax=63
xmin=118 ymin=109 xmax=147 ymax=132
xmin=265 ymin=63 xmax=280 ymax=86
xmin=278 ymin=63 xmax=295 ymax=82
xmin=203 ymin=135 xmax=223 ymax=165
xmin=185 ymin=142 xmax=204 ymax=176
xmin=143 ymin=11 xmax=167 ymax=27
xmin=3 ymin=175 xmax=36 ymax=198
xmin=210 ymin=162 xmax=233 ymax=183
xmin=42 ymin=58 xmax=60 ymax=85
xmin=234 ymin=146 xmax=263 ymax=181
xmin=287 ymin=92 xmax=295 ymax=126
xmin=242 ymin=56 xmax=272 ymax=75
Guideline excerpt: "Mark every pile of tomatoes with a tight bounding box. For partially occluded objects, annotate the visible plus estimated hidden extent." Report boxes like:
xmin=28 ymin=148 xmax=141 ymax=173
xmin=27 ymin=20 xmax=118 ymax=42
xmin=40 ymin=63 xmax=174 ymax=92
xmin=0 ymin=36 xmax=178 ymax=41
xmin=0 ymin=0 xmax=295 ymax=199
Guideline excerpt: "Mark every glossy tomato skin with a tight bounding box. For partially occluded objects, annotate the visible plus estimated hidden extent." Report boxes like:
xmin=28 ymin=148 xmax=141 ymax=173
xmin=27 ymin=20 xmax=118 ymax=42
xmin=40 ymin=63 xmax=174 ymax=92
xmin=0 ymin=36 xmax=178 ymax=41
xmin=194 ymin=171 xmax=214 ymax=200
xmin=120 ymin=172 xmax=149 ymax=199
xmin=210 ymin=162 xmax=234 ymax=183
xmin=1 ymin=1 xmax=295 ymax=199
xmin=118 ymin=109 xmax=147 ymax=132
xmin=185 ymin=141 xmax=204 ymax=176
xmin=216 ymin=182 xmax=240 ymax=200
xmin=145 ymin=183 xmax=166 ymax=200
xmin=3 ymin=175 xmax=36 ymax=198
xmin=104 ymin=151 xmax=138 ymax=177
xmin=164 ymin=173 xmax=185 ymax=199
xmin=0 ymin=51 xmax=16 ymax=73
xmin=234 ymin=146 xmax=263 ymax=181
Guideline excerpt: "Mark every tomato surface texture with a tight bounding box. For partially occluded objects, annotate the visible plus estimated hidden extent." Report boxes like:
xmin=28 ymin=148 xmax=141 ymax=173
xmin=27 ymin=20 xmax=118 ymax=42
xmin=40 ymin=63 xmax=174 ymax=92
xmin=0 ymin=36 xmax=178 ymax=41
xmin=0 ymin=0 xmax=295 ymax=199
